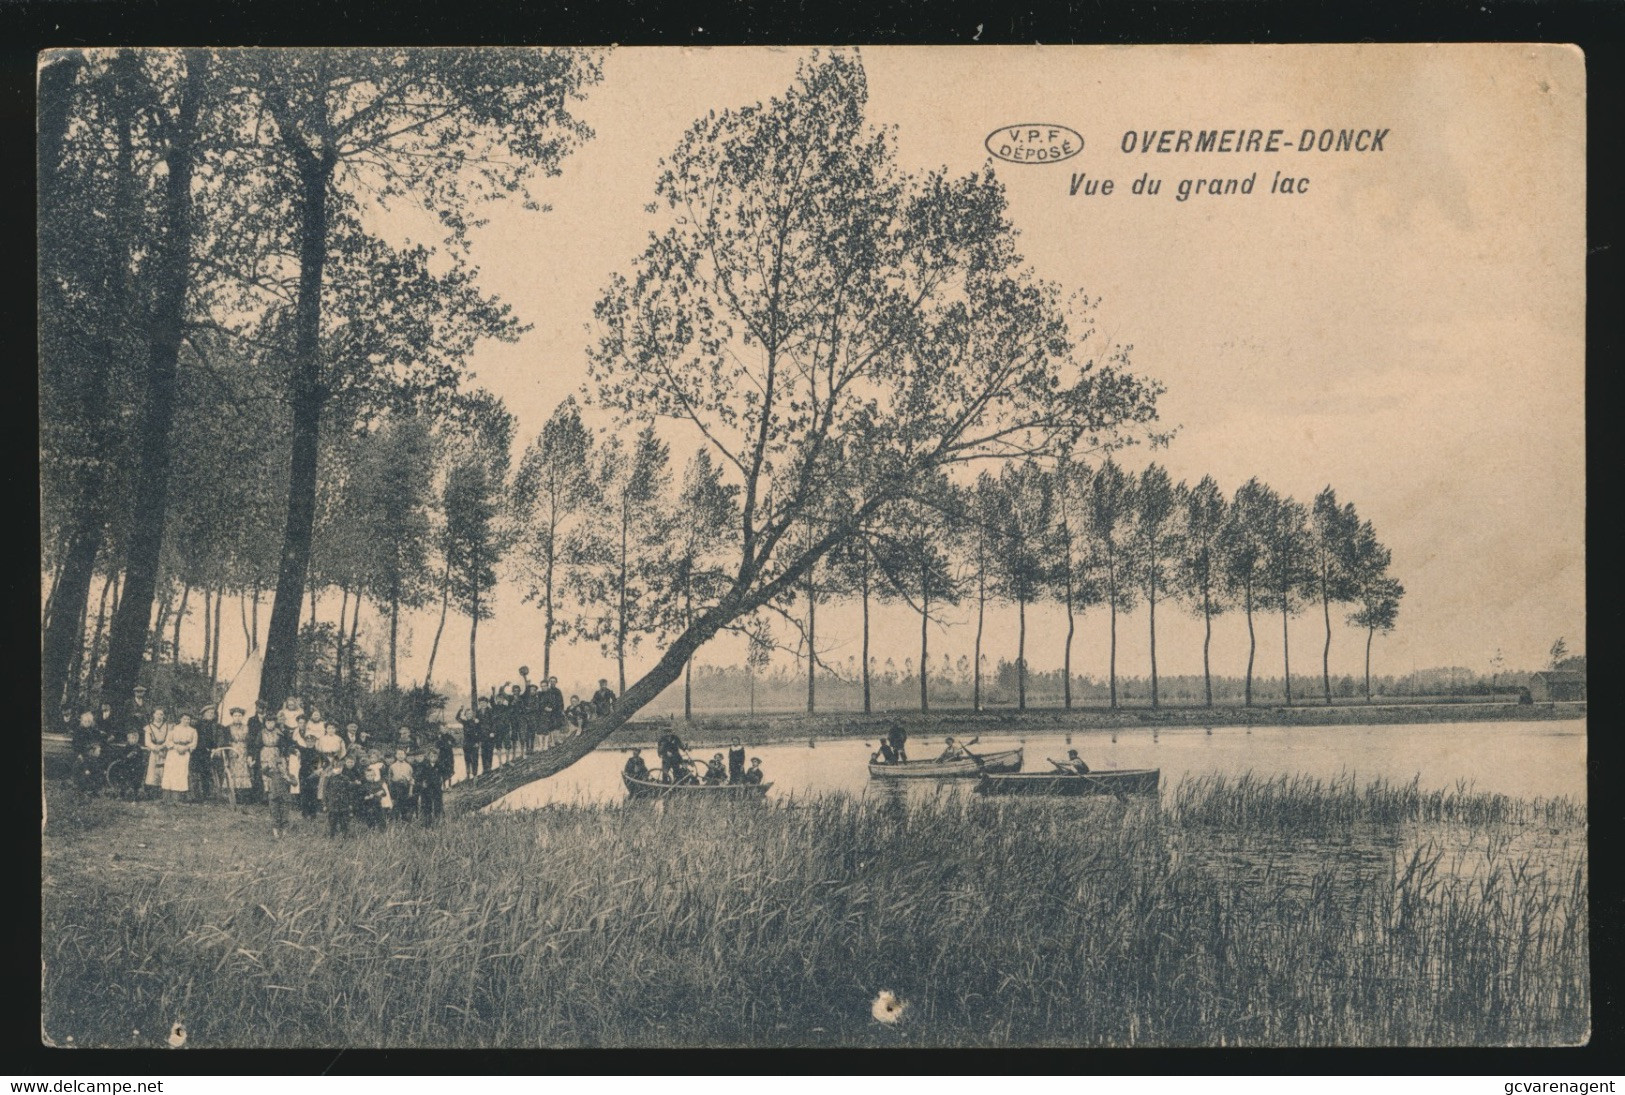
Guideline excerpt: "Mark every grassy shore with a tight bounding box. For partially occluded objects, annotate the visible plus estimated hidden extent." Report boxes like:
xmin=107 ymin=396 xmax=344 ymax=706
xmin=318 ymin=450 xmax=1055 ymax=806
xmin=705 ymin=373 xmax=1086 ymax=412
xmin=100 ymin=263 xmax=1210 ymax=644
xmin=41 ymin=775 xmax=1586 ymax=1048
xmin=611 ymin=700 xmax=1586 ymax=750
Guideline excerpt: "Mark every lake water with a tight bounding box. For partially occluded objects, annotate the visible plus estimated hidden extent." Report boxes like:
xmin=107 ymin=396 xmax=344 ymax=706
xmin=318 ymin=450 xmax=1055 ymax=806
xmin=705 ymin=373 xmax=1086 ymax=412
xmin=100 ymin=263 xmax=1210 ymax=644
xmin=491 ymin=718 xmax=1587 ymax=810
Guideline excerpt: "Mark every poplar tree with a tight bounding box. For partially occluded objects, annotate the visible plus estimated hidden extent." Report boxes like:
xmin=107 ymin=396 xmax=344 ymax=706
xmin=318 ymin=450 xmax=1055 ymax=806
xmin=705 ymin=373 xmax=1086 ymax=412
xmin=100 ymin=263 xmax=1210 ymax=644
xmin=1131 ymin=463 xmax=1182 ymax=709
xmin=1222 ymin=479 xmax=1271 ymax=707
xmin=1086 ymin=458 xmax=1139 ymax=709
xmin=985 ymin=461 xmax=1058 ymax=711
xmin=1309 ymin=486 xmax=1363 ymax=705
xmin=1258 ymin=489 xmax=1314 ymax=706
xmin=1053 ymin=459 xmax=1103 ymax=709
xmin=514 ymin=398 xmax=596 ymax=683
xmin=1176 ymin=475 xmax=1229 ymax=707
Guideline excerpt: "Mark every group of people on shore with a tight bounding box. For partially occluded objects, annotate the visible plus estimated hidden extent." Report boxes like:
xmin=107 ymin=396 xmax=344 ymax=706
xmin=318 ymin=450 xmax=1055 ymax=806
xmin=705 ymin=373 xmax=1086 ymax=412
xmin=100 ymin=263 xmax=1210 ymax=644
xmin=453 ymin=670 xmax=619 ymax=778
xmin=65 ymin=666 xmax=625 ymax=801
xmin=623 ymin=727 xmax=766 ymax=786
xmin=68 ymin=687 xmax=464 ymax=838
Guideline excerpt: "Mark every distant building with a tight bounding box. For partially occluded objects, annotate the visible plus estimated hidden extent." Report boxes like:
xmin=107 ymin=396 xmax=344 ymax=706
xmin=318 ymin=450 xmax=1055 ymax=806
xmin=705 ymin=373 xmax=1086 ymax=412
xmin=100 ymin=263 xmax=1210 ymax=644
xmin=1528 ymin=670 xmax=1586 ymax=702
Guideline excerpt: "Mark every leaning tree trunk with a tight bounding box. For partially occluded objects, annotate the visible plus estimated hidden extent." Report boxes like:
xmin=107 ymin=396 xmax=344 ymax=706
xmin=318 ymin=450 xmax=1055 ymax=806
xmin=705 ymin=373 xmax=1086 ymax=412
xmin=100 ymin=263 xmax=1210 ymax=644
xmin=99 ymin=55 xmax=207 ymax=731
xmin=447 ymin=591 xmax=742 ymax=813
xmin=258 ymin=145 xmax=335 ymax=714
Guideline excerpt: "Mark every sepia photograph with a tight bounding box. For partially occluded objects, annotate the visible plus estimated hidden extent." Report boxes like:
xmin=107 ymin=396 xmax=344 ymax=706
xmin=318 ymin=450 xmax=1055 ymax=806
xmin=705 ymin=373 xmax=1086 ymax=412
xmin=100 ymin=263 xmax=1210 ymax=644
xmin=38 ymin=43 xmax=1587 ymax=1049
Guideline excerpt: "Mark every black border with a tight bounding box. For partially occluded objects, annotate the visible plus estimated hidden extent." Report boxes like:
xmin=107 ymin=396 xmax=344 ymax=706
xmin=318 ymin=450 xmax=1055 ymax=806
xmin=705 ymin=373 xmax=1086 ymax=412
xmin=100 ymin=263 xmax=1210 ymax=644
xmin=8 ymin=0 xmax=1621 ymax=1078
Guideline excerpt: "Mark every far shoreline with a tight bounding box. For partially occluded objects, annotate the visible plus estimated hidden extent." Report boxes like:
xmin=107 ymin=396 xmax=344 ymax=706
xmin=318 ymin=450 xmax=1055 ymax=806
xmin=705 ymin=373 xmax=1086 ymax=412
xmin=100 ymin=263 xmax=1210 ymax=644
xmin=599 ymin=699 xmax=1587 ymax=751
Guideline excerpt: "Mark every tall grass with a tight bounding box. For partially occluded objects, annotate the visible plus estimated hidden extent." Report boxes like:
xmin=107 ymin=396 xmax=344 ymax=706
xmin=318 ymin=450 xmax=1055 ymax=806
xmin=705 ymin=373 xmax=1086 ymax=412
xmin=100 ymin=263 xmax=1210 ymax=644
xmin=43 ymin=779 xmax=1587 ymax=1048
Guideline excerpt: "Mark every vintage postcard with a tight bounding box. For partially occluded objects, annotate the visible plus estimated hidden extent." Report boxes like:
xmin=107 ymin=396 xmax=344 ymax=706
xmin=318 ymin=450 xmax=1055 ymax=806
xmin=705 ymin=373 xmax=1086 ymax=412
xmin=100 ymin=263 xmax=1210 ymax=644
xmin=39 ymin=43 xmax=1586 ymax=1048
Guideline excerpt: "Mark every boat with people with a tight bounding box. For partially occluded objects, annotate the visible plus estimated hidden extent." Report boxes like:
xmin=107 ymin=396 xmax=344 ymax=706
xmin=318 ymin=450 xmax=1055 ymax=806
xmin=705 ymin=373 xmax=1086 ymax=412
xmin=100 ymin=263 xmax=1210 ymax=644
xmin=621 ymin=770 xmax=773 ymax=799
xmin=867 ymin=746 xmax=1024 ymax=780
xmin=974 ymin=768 xmax=1161 ymax=797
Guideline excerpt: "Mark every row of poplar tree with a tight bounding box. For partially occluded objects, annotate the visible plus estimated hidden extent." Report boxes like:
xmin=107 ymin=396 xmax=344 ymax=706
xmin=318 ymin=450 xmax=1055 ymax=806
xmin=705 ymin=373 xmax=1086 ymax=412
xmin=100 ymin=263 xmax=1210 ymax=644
xmin=512 ymin=401 xmax=1407 ymax=715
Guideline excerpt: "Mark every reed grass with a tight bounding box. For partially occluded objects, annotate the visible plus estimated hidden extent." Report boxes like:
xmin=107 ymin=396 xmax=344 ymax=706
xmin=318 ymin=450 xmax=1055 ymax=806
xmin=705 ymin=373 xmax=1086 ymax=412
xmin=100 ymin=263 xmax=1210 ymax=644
xmin=42 ymin=777 xmax=1587 ymax=1048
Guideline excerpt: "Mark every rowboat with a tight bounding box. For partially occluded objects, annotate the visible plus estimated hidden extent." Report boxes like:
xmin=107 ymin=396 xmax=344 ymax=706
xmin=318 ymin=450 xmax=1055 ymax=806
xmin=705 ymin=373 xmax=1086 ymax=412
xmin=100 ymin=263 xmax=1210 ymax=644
xmin=622 ymin=771 xmax=772 ymax=799
xmin=867 ymin=747 xmax=1024 ymax=780
xmin=974 ymin=768 xmax=1160 ymax=797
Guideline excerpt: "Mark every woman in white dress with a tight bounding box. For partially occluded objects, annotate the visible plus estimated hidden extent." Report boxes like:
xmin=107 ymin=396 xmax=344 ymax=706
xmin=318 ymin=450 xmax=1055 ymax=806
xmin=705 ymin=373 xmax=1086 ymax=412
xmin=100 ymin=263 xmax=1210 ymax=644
xmin=142 ymin=707 xmax=169 ymax=798
xmin=162 ymin=713 xmax=199 ymax=802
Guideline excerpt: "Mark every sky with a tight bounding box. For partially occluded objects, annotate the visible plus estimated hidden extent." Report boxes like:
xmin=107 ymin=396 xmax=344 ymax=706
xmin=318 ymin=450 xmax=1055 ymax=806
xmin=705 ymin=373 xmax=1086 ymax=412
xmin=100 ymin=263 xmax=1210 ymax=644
xmin=201 ymin=45 xmax=1589 ymax=707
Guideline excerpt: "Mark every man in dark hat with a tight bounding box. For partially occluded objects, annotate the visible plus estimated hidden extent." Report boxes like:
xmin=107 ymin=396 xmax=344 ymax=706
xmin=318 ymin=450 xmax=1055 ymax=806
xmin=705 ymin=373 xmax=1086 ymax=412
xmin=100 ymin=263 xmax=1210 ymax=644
xmin=623 ymin=748 xmax=650 ymax=782
xmin=539 ymin=676 xmax=565 ymax=748
xmin=192 ymin=705 xmax=219 ymax=802
xmin=126 ymin=685 xmax=150 ymax=744
xmin=656 ymin=726 xmax=687 ymax=783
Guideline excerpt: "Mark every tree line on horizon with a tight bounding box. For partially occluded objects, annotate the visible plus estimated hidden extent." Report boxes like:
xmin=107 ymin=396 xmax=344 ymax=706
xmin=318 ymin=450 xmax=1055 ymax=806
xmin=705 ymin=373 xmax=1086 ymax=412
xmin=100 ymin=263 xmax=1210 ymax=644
xmin=496 ymin=415 xmax=1409 ymax=716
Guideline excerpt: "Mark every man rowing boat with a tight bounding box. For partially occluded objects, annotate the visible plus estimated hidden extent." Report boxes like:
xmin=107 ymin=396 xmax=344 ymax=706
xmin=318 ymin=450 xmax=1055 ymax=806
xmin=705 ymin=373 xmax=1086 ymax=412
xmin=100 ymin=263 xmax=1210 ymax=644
xmin=938 ymin=736 xmax=974 ymax=762
xmin=1047 ymin=749 xmax=1091 ymax=775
